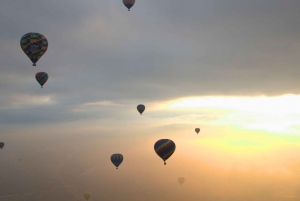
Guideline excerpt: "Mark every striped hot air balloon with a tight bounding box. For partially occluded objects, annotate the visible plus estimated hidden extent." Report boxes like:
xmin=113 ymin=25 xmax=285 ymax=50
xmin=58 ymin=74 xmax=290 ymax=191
xmin=35 ymin=72 xmax=48 ymax=88
xmin=154 ymin=139 xmax=176 ymax=165
xmin=111 ymin=154 xmax=123 ymax=169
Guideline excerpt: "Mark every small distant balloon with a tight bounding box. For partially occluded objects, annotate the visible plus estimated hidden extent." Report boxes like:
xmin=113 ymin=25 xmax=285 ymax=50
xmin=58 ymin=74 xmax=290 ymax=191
xmin=195 ymin=128 xmax=200 ymax=134
xmin=83 ymin=191 xmax=91 ymax=201
xmin=0 ymin=142 xmax=4 ymax=150
xmin=20 ymin=32 xmax=48 ymax=66
xmin=137 ymin=104 xmax=145 ymax=115
xmin=123 ymin=0 xmax=135 ymax=11
xmin=154 ymin=139 xmax=176 ymax=165
xmin=111 ymin=154 xmax=123 ymax=169
xmin=35 ymin=72 xmax=48 ymax=88
xmin=178 ymin=177 xmax=185 ymax=185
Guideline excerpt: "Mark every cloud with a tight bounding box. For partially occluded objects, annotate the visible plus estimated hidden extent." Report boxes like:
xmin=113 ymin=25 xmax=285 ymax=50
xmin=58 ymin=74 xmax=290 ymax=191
xmin=1 ymin=0 xmax=300 ymax=113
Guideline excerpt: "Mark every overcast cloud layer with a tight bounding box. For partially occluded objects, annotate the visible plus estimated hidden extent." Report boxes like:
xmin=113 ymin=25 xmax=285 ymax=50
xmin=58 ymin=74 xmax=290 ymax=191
xmin=0 ymin=0 xmax=300 ymax=125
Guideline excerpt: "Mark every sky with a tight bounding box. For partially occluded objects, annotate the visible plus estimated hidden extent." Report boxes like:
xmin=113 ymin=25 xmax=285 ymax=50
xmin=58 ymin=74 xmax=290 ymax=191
xmin=0 ymin=0 xmax=300 ymax=200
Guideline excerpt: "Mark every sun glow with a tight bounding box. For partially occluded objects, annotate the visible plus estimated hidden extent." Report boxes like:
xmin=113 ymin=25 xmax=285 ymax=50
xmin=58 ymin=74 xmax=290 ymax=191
xmin=162 ymin=94 xmax=300 ymax=134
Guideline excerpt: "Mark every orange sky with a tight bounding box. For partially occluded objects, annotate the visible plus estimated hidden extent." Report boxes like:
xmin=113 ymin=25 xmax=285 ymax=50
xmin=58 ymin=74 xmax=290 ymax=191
xmin=1 ymin=95 xmax=300 ymax=201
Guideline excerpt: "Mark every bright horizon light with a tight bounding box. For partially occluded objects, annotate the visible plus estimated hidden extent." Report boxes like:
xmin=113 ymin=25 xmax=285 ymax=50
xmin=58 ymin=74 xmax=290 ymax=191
xmin=161 ymin=94 xmax=300 ymax=134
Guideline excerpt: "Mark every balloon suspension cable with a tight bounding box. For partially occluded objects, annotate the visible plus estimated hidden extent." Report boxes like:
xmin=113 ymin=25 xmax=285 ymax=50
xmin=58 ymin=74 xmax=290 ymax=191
xmin=33 ymin=63 xmax=36 ymax=66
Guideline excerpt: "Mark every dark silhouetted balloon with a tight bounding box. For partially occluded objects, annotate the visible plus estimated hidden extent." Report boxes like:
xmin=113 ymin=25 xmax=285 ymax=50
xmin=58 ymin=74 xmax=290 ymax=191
xmin=20 ymin=33 xmax=48 ymax=66
xmin=154 ymin=139 xmax=175 ymax=165
xmin=195 ymin=128 xmax=200 ymax=134
xmin=0 ymin=142 xmax=4 ymax=150
xmin=137 ymin=104 xmax=145 ymax=115
xmin=35 ymin=72 xmax=48 ymax=88
xmin=111 ymin=154 xmax=123 ymax=169
xmin=123 ymin=0 xmax=135 ymax=11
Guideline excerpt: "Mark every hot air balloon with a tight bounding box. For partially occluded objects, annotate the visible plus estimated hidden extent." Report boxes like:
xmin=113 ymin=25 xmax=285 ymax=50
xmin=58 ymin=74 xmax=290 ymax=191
xmin=195 ymin=128 xmax=200 ymax=134
xmin=20 ymin=33 xmax=48 ymax=66
xmin=0 ymin=142 xmax=4 ymax=150
xmin=137 ymin=104 xmax=145 ymax=115
xmin=111 ymin=154 xmax=123 ymax=169
xmin=178 ymin=177 xmax=185 ymax=185
xmin=35 ymin=72 xmax=48 ymax=88
xmin=123 ymin=0 xmax=135 ymax=11
xmin=154 ymin=139 xmax=176 ymax=165
xmin=83 ymin=191 xmax=91 ymax=201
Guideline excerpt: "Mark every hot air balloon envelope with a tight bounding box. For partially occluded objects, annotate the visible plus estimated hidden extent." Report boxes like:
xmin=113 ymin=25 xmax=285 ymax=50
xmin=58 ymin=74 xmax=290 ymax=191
xmin=83 ymin=191 xmax=91 ymax=201
xmin=154 ymin=139 xmax=176 ymax=165
xmin=137 ymin=104 xmax=145 ymax=115
xmin=178 ymin=177 xmax=185 ymax=185
xmin=20 ymin=33 xmax=48 ymax=66
xmin=123 ymin=0 xmax=135 ymax=11
xmin=0 ymin=142 xmax=4 ymax=150
xmin=195 ymin=128 xmax=200 ymax=134
xmin=111 ymin=153 xmax=123 ymax=169
xmin=35 ymin=72 xmax=48 ymax=88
